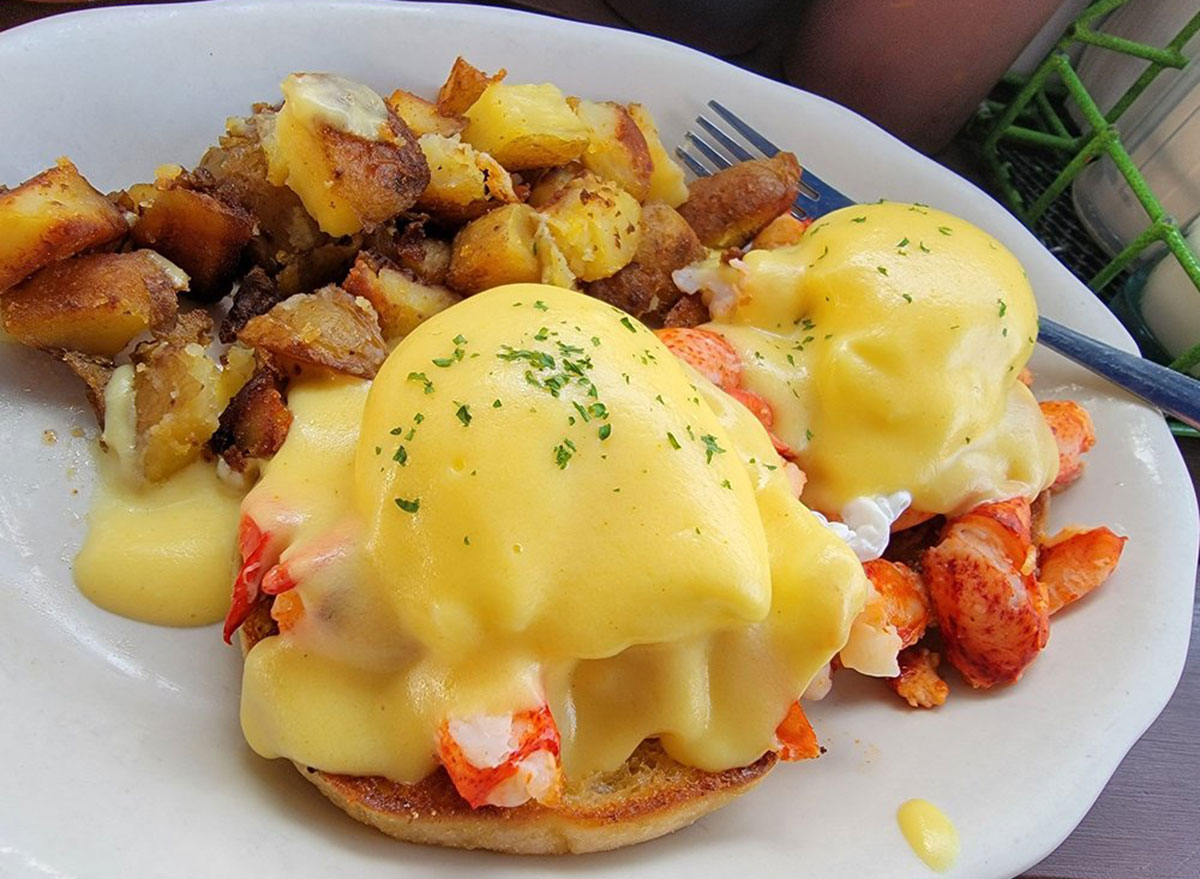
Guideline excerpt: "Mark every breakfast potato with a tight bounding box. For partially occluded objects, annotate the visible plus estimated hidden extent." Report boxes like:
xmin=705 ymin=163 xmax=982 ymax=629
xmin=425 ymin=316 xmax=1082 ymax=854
xmin=389 ymin=221 xmax=452 ymax=286
xmin=526 ymin=163 xmax=587 ymax=209
xmin=126 ymin=175 xmax=255 ymax=302
xmin=221 ymin=267 xmax=285 ymax=343
xmin=210 ymin=366 xmax=293 ymax=472
xmin=534 ymin=221 xmax=577 ymax=290
xmin=677 ymin=152 xmax=802 ymax=248
xmin=436 ymin=56 xmax=506 ymax=116
xmin=586 ymin=201 xmax=704 ymax=321
xmin=415 ymin=133 xmax=520 ymax=222
xmin=540 ymin=175 xmax=642 ymax=282
xmin=343 ymin=252 xmax=461 ymax=342
xmin=627 ymin=104 xmax=689 ymax=208
xmin=446 ymin=203 xmax=541 ymax=293
xmin=1 ymin=251 xmax=184 ymax=356
xmin=0 ymin=158 xmax=129 ymax=293
xmin=570 ymin=99 xmax=652 ymax=201
xmin=661 ymin=292 xmax=708 ymax=328
xmin=751 ymin=212 xmax=810 ymax=250
xmin=133 ymin=313 xmax=223 ymax=482
xmin=238 ymin=285 xmax=387 ymax=378
xmin=462 ymin=83 xmax=589 ymax=171
xmin=59 ymin=350 xmax=115 ymax=421
xmin=387 ymin=88 xmax=466 ymax=137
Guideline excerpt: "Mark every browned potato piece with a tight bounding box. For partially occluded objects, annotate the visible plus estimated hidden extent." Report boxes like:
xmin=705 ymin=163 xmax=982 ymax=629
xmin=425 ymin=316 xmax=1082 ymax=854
xmin=210 ymin=367 xmax=293 ymax=472
xmin=343 ymin=252 xmax=461 ymax=342
xmin=436 ymin=56 xmax=506 ymax=116
xmin=133 ymin=318 xmax=223 ymax=482
xmin=627 ymin=104 xmax=689 ymax=208
xmin=127 ymin=179 xmax=254 ymax=302
xmin=752 ymin=213 xmax=810 ymax=250
xmin=526 ymin=162 xmax=587 ymax=209
xmin=387 ymin=88 xmax=466 ymax=137
xmin=570 ymin=99 xmax=652 ymax=201
xmin=533 ymin=222 xmax=577 ymax=290
xmin=60 ymin=350 xmax=114 ymax=422
xmin=586 ymin=202 xmax=704 ymax=323
xmin=415 ymin=133 xmax=519 ymax=222
xmin=220 ymin=267 xmax=284 ymax=344
xmin=239 ymin=286 xmax=387 ymax=379
xmin=0 ymin=158 xmax=128 ymax=292
xmin=662 ymin=292 xmax=708 ymax=328
xmin=392 ymin=221 xmax=452 ymax=286
xmin=677 ymin=153 xmax=802 ymax=248
xmin=540 ymin=175 xmax=642 ymax=282
xmin=462 ymin=83 xmax=589 ymax=171
xmin=1 ymin=251 xmax=184 ymax=356
xmin=446 ymin=203 xmax=541 ymax=294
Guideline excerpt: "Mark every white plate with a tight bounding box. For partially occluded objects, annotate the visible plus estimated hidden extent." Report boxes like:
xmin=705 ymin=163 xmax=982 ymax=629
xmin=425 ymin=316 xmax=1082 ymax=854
xmin=0 ymin=3 xmax=1195 ymax=878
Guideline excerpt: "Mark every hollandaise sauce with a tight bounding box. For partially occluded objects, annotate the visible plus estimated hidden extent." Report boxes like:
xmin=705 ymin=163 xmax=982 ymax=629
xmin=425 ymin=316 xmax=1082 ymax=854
xmin=74 ymin=365 xmax=242 ymax=626
xmin=897 ymin=798 xmax=960 ymax=872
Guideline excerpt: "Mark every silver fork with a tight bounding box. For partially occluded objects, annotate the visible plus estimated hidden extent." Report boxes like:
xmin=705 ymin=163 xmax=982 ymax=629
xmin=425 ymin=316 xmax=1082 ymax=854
xmin=676 ymin=101 xmax=1200 ymax=430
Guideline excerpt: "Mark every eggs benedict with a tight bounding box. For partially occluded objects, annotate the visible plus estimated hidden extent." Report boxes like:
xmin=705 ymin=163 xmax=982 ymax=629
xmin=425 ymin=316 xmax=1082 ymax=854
xmin=226 ymin=283 xmax=868 ymax=852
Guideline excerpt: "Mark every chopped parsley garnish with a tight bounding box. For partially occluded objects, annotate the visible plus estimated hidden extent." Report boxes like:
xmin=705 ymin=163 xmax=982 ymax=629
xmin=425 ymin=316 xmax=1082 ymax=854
xmin=497 ymin=346 xmax=555 ymax=369
xmin=998 ymin=298 xmax=1008 ymax=317
xmin=572 ymin=401 xmax=591 ymax=422
xmin=432 ymin=357 xmax=455 ymax=367
xmin=902 ymin=293 xmax=913 ymax=303
xmin=851 ymin=216 xmax=866 ymax=223
xmin=591 ymin=336 xmax=601 ymax=347
xmin=666 ymin=432 xmax=681 ymax=450
xmin=394 ymin=497 xmax=420 ymax=513
xmin=619 ymin=316 xmax=637 ymax=333
xmin=721 ymin=479 xmax=732 ymax=489
xmin=554 ymin=439 xmax=575 ymax=469
xmin=1002 ymin=327 xmax=1008 ymax=337
xmin=455 ymin=403 xmax=472 ymax=426
xmin=393 ymin=446 xmax=408 ymax=466
xmin=534 ymin=300 xmax=549 ymax=311
xmin=389 ymin=427 xmax=403 ymax=435
xmin=414 ymin=413 xmax=424 ymax=424
xmin=493 ymin=399 xmax=503 ymax=408
xmin=534 ymin=326 xmax=551 ymax=341
xmin=805 ymin=429 xmax=814 ymax=441
xmin=464 ymin=536 xmax=471 ymax=546
xmin=598 ymin=423 xmax=612 ymax=441
xmin=453 ymin=334 xmax=467 ymax=345
xmin=938 ymin=225 xmax=952 ymax=236
xmin=877 ymin=265 xmax=889 ymax=275
xmin=896 ymin=237 xmax=909 ymax=248
xmin=700 ymin=434 xmax=725 ymax=463
xmin=408 ymin=371 xmax=434 ymax=394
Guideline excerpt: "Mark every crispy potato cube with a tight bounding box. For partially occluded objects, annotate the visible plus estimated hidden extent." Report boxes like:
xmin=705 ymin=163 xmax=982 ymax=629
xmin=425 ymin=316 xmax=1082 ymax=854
xmin=446 ymin=203 xmax=541 ymax=294
xmin=239 ymin=286 xmax=387 ymax=378
xmin=752 ymin=213 xmax=811 ymax=250
xmin=392 ymin=221 xmax=452 ymax=286
xmin=0 ymin=158 xmax=129 ymax=293
xmin=133 ymin=332 xmax=223 ymax=482
xmin=210 ymin=367 xmax=293 ymax=472
xmin=218 ymin=343 xmax=258 ymax=407
xmin=586 ymin=201 xmax=704 ymax=322
xmin=534 ymin=222 xmax=577 ymax=290
xmin=343 ymin=252 xmax=461 ymax=342
xmin=60 ymin=350 xmax=115 ymax=422
xmin=627 ymin=104 xmax=689 ymax=208
xmin=416 ymin=133 xmax=519 ymax=222
xmin=220 ymin=267 xmax=284 ymax=344
xmin=662 ymin=292 xmax=708 ymax=328
xmin=386 ymin=88 xmax=466 ymax=137
xmin=570 ymin=99 xmax=652 ymax=201
xmin=678 ymin=152 xmax=802 ymax=248
xmin=127 ymin=178 xmax=255 ymax=302
xmin=540 ymin=176 xmax=642 ymax=282
xmin=261 ymin=73 xmax=430 ymax=236
xmin=462 ymin=83 xmax=589 ymax=171
xmin=436 ymin=56 xmax=506 ymax=116
xmin=1 ymin=251 xmax=184 ymax=356
xmin=526 ymin=162 xmax=587 ymax=209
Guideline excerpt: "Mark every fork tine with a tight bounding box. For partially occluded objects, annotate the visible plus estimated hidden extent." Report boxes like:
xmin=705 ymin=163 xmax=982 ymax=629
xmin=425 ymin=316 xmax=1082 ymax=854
xmin=674 ymin=146 xmax=712 ymax=178
xmin=686 ymin=132 xmax=732 ymax=170
xmin=695 ymin=117 xmax=754 ymax=163
xmin=707 ymin=100 xmax=782 ymax=157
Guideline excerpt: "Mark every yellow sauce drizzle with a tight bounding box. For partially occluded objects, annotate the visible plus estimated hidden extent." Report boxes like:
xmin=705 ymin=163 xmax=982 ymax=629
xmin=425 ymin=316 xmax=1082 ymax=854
xmin=897 ymin=798 xmax=960 ymax=872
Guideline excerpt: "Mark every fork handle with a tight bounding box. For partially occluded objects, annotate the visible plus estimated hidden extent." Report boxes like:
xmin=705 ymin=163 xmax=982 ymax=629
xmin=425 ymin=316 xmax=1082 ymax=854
xmin=1037 ymin=317 xmax=1200 ymax=430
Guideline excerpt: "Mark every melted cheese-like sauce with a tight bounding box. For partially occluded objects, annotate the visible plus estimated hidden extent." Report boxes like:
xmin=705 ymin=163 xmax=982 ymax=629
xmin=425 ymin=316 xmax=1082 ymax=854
xmin=690 ymin=202 xmax=1059 ymax=516
xmin=74 ymin=366 xmax=242 ymax=626
xmin=897 ymin=799 xmax=960 ymax=872
xmin=240 ymin=284 xmax=867 ymax=783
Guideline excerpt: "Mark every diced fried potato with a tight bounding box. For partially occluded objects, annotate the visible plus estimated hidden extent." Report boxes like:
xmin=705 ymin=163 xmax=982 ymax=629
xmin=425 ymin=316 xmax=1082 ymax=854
xmin=126 ymin=176 xmax=255 ymax=302
xmin=586 ymin=201 xmax=704 ymax=321
xmin=446 ymin=203 xmax=541 ymax=294
xmin=662 ymin=292 xmax=708 ymax=328
xmin=570 ymin=99 xmax=652 ymax=201
xmin=534 ymin=222 xmax=577 ymax=290
xmin=387 ymin=88 xmax=466 ymax=136
xmin=526 ymin=163 xmax=587 ymax=209
xmin=678 ymin=153 xmax=802 ymax=248
xmin=220 ymin=267 xmax=284 ymax=344
xmin=416 ymin=133 xmax=519 ymax=222
xmin=392 ymin=221 xmax=452 ymax=286
xmin=218 ymin=343 xmax=258 ymax=406
xmin=133 ymin=333 xmax=223 ymax=482
xmin=239 ymin=286 xmax=387 ymax=378
xmin=261 ymin=74 xmax=430 ymax=236
xmin=462 ymin=83 xmax=589 ymax=171
xmin=436 ymin=56 xmax=506 ymax=116
xmin=751 ymin=213 xmax=811 ymax=250
xmin=627 ymin=104 xmax=688 ymax=208
xmin=59 ymin=350 xmax=114 ymax=422
xmin=0 ymin=158 xmax=129 ymax=292
xmin=1 ymin=251 xmax=184 ymax=356
xmin=343 ymin=252 xmax=461 ymax=342
xmin=540 ymin=176 xmax=642 ymax=282
xmin=210 ymin=367 xmax=293 ymax=472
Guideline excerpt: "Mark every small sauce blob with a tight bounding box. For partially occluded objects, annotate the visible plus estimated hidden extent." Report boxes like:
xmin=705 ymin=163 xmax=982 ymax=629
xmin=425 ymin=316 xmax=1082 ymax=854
xmin=897 ymin=798 xmax=959 ymax=872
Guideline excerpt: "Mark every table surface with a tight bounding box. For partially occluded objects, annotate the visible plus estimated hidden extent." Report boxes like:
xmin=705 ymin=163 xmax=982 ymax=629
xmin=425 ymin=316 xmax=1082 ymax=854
xmin=3 ymin=3 xmax=1198 ymax=877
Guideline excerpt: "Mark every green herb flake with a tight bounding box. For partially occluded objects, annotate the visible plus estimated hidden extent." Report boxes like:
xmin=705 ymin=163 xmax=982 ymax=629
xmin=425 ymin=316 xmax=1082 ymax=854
xmin=408 ymin=372 xmax=434 ymax=394
xmin=877 ymin=265 xmax=889 ymax=276
xmin=394 ymin=497 xmax=420 ymax=514
xmin=938 ymin=225 xmax=952 ymax=236
xmin=572 ymin=401 xmax=591 ymax=423
xmin=464 ymin=536 xmax=470 ymax=546
xmin=534 ymin=327 xmax=550 ymax=341
xmin=896 ymin=237 xmax=909 ymax=248
xmin=374 ymin=446 xmax=382 ymax=455
xmin=591 ymin=336 xmax=601 ymax=347
xmin=851 ymin=216 xmax=866 ymax=223
xmin=393 ymin=446 xmax=408 ymax=466
xmin=432 ymin=357 xmax=455 ymax=368
xmin=389 ymin=427 xmax=403 ymax=436
xmin=554 ymin=441 xmax=574 ymax=469
xmin=619 ymin=316 xmax=636 ymax=333
xmin=455 ymin=403 xmax=472 ymax=427
xmin=414 ymin=413 xmax=424 ymax=424
xmin=492 ymin=399 xmax=503 ymax=408
xmin=598 ymin=423 xmax=612 ymax=441
xmin=902 ymin=293 xmax=913 ymax=303
xmin=721 ymin=479 xmax=732 ymax=489
xmin=666 ymin=432 xmax=681 ymax=450
xmin=700 ymin=434 xmax=725 ymax=463
xmin=805 ymin=429 xmax=814 ymax=441
xmin=452 ymin=334 xmax=467 ymax=345
xmin=534 ymin=300 xmax=549 ymax=311
xmin=998 ymin=298 xmax=1008 ymax=317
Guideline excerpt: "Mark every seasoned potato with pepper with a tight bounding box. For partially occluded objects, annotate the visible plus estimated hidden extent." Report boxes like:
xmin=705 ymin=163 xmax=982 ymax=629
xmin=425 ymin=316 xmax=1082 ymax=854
xmin=527 ymin=163 xmax=587 ymax=209
xmin=436 ymin=56 xmax=506 ymax=116
xmin=260 ymin=73 xmax=429 ymax=236
xmin=239 ymin=285 xmax=387 ymax=378
xmin=677 ymin=152 xmax=802 ymax=248
xmin=387 ymin=88 xmax=466 ymax=137
xmin=627 ymin=104 xmax=689 ymax=208
xmin=125 ymin=173 xmax=255 ymax=302
xmin=343 ymin=252 xmax=461 ymax=342
xmin=570 ymin=99 xmax=652 ymax=201
xmin=446 ymin=203 xmax=542 ymax=294
xmin=2 ymin=251 xmax=184 ymax=356
xmin=462 ymin=82 xmax=589 ymax=171
xmin=540 ymin=175 xmax=642 ymax=282
xmin=0 ymin=158 xmax=129 ymax=293
xmin=416 ymin=133 xmax=520 ymax=222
